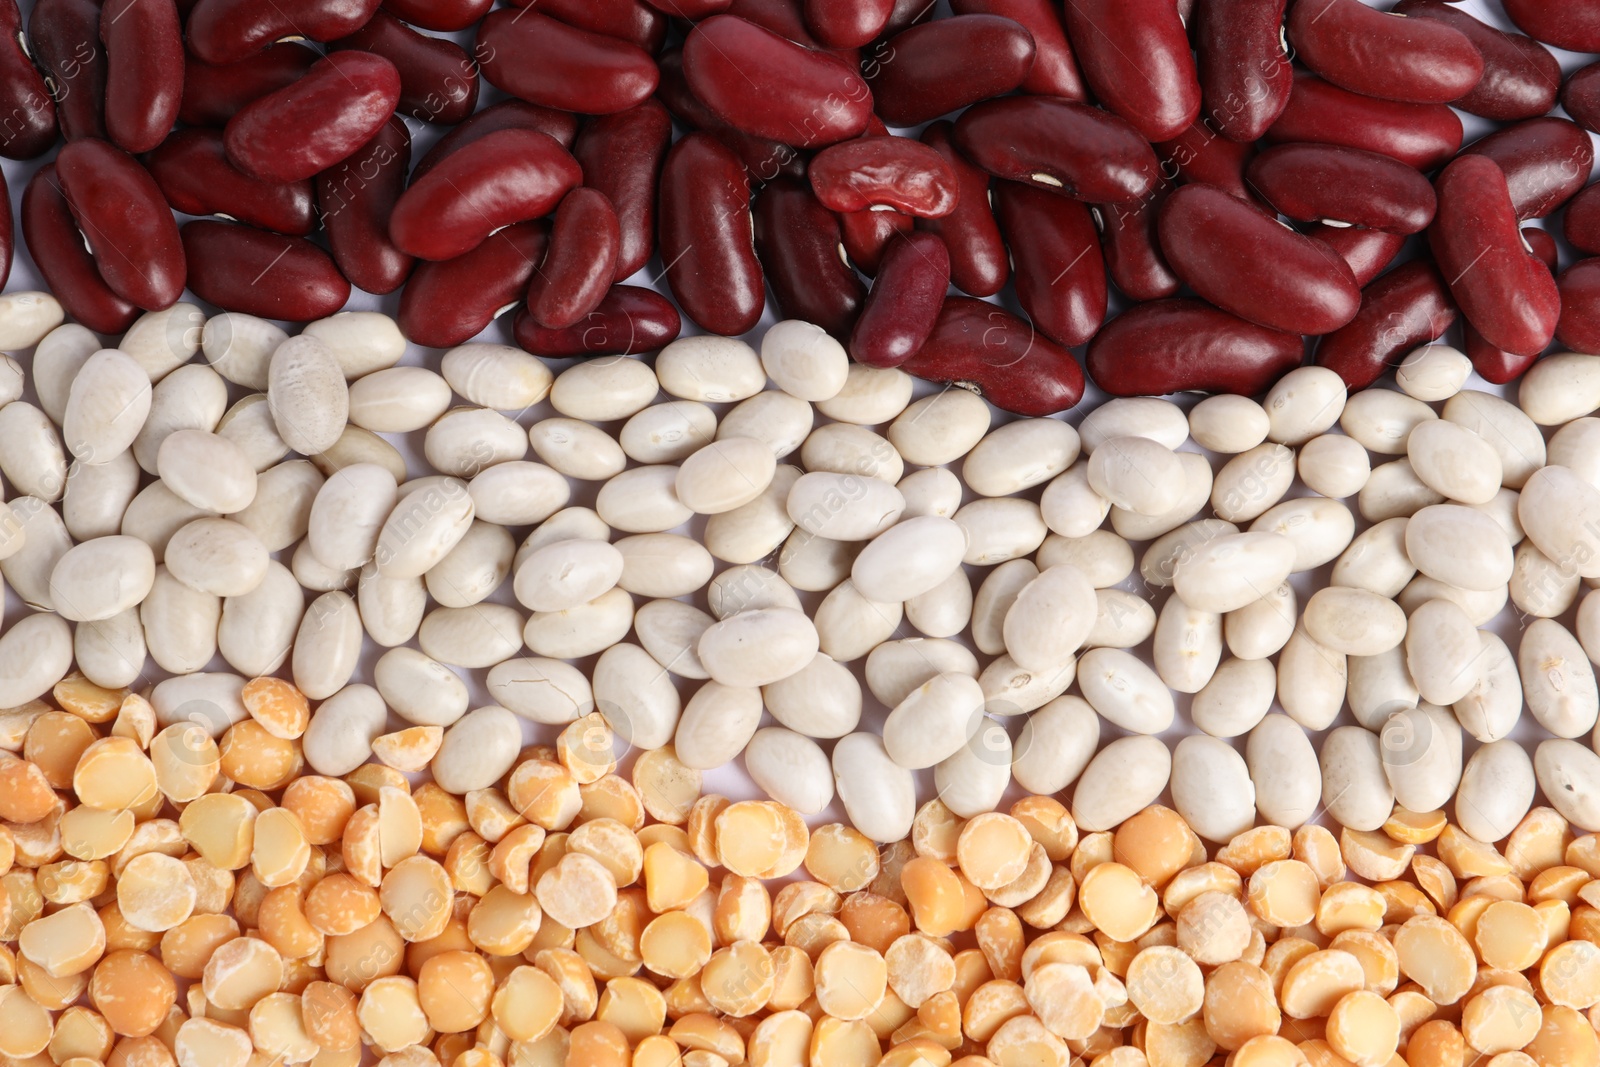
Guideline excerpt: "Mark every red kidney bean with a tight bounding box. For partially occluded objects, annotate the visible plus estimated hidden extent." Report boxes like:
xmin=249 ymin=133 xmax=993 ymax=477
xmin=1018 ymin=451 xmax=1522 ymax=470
xmin=865 ymin=15 xmax=1035 ymax=128
xmin=953 ymin=97 xmax=1159 ymax=205
xmin=1565 ymin=64 xmax=1600 ymax=135
xmin=525 ymin=189 xmax=621 ymax=331
xmin=1245 ymin=143 xmax=1437 ymax=234
xmin=1265 ymin=72 xmax=1463 ymax=171
xmin=1566 ymin=184 xmax=1600 ymax=256
xmin=1088 ymin=299 xmax=1303 ymax=397
xmin=0 ymin=168 xmax=12 ymax=287
xmin=728 ymin=0 xmax=856 ymax=63
xmin=1305 ymin=224 xmax=1407 ymax=288
xmin=514 ymin=285 xmax=681 ymax=357
xmin=318 ymin=118 xmax=413 ymax=296
xmin=180 ymin=46 xmax=318 ymax=127
xmin=659 ymin=132 xmax=765 ymax=336
xmin=1557 ymin=259 xmax=1600 ymax=356
xmin=900 ymin=297 xmax=1084 ymax=416
xmin=381 ymin=0 xmax=491 ymax=31
xmin=1524 ymin=228 xmax=1558 ymax=272
xmin=916 ymin=121 xmax=1006 ymax=299
xmin=655 ymin=47 xmax=803 ymax=185
xmin=849 ymin=232 xmax=949 ymax=368
xmin=518 ymin=0 xmax=667 ymax=53
xmin=147 ymin=129 xmax=315 ymax=236
xmin=182 ymin=220 xmax=350 ymax=321
xmin=1314 ymin=261 xmax=1457 ymax=389
xmin=752 ymin=179 xmax=865 ymax=339
xmin=29 ymin=0 xmax=107 ymax=143
xmin=1460 ymin=118 xmax=1594 ymax=221
xmin=0 ymin=0 xmax=55 ymax=159
xmin=224 ymin=52 xmax=401 ymax=183
xmin=1097 ymin=189 xmax=1182 ymax=303
xmin=1157 ymin=183 xmax=1361 ymax=336
xmin=21 ymin=165 xmax=137 ymax=333
xmin=398 ymin=221 xmax=547 ymax=348
xmin=1193 ymin=0 xmax=1291 ymax=144
xmin=804 ymin=0 xmax=892 ymax=48
xmin=572 ymin=101 xmax=670 ymax=281
xmin=55 ymin=138 xmax=185 ymax=310
xmin=1501 ymin=0 xmax=1600 ymax=55
xmin=333 ymin=12 xmax=477 ymax=126
xmin=1464 ymin=324 xmax=1539 ymax=385
xmin=1394 ymin=0 xmax=1559 ymax=123
xmin=100 ymin=0 xmax=182 ymax=154
xmin=1286 ymin=0 xmax=1483 ymax=106
xmin=809 ymin=137 xmax=959 ymax=219
xmin=641 ymin=0 xmax=732 ymax=16
xmin=839 ymin=208 xmax=913 ymax=277
xmin=949 ymin=0 xmax=1085 ymax=101
xmin=477 ymin=9 xmax=658 ymax=117
xmin=411 ymin=100 xmax=579 ymax=184
xmin=1060 ymin=0 xmax=1199 ymax=143
xmin=994 ymin=181 xmax=1106 ymax=348
xmin=390 ymin=129 xmax=581 ymax=263
xmin=881 ymin=0 xmax=936 ymax=37
xmin=1430 ymin=154 xmax=1559 ymax=358
xmin=1156 ymin=122 xmax=1257 ymax=204
xmin=186 ymin=0 xmax=382 ymax=65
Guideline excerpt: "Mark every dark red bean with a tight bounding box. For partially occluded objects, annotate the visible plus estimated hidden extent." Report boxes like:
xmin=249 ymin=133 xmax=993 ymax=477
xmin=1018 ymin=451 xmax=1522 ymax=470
xmin=1501 ymin=0 xmax=1600 ymax=55
xmin=390 ymin=128 xmax=581 ymax=263
xmin=1286 ymin=0 xmax=1482 ymax=106
xmin=100 ymin=0 xmax=183 ymax=154
xmin=224 ymin=52 xmax=401 ymax=183
xmin=809 ymin=137 xmax=959 ymax=219
xmin=1097 ymin=189 xmax=1181 ymax=303
xmin=1193 ymin=0 xmax=1291 ymax=144
xmin=0 ymin=0 xmax=55 ymax=159
xmin=1557 ymin=259 xmax=1600 ymax=355
xmin=1304 ymin=223 xmax=1407 ymax=287
xmin=513 ymin=285 xmax=681 ymax=357
xmin=1060 ymin=0 xmax=1199 ymax=143
xmin=55 ymin=138 xmax=185 ymax=311
xmin=526 ymin=189 xmax=621 ymax=331
xmin=411 ymin=100 xmax=580 ymax=184
xmin=1265 ymin=72 xmax=1463 ymax=171
xmin=1429 ymin=154 xmax=1559 ymax=358
xmin=655 ymin=47 xmax=803 ymax=184
xmin=0 ymin=168 xmax=14 ymax=288
xmin=1156 ymin=122 xmax=1257 ymax=204
xmin=848 ymin=232 xmax=949 ymax=368
xmin=1566 ymin=63 xmax=1600 ymax=136
xmin=1464 ymin=323 xmax=1539 ymax=386
xmin=899 ymin=296 xmax=1084 ymax=416
xmin=641 ymin=0 xmax=732 ymax=16
xmin=1313 ymin=261 xmax=1457 ymax=390
xmin=949 ymin=0 xmax=1085 ymax=101
xmin=1087 ymin=299 xmax=1303 ymax=397
xmin=881 ymin=0 xmax=936 ymax=36
xmin=1566 ymin=184 xmax=1600 ymax=256
xmin=804 ymin=0 xmax=893 ymax=48
xmin=1460 ymin=118 xmax=1594 ymax=221
xmin=1245 ymin=143 xmax=1437 ymax=234
xmin=518 ymin=0 xmax=668 ymax=53
xmin=182 ymin=220 xmax=350 ymax=321
xmin=728 ymin=0 xmax=856 ymax=62
xmin=572 ymin=101 xmax=670 ymax=281
xmin=994 ymin=181 xmax=1105 ymax=348
xmin=180 ymin=46 xmax=318 ymax=128
xmin=29 ymin=0 xmax=108 ymax=143
xmin=1394 ymin=0 xmax=1560 ymax=123
xmin=477 ymin=9 xmax=658 ymax=117
xmin=865 ymin=14 xmax=1035 ymax=128
xmin=952 ymin=96 xmax=1159 ymax=205
xmin=839 ymin=208 xmax=913 ymax=277
xmin=186 ymin=0 xmax=382 ymax=65
xmin=380 ymin=0 xmax=491 ymax=32
xmin=658 ymin=132 xmax=765 ymax=336
xmin=333 ymin=11 xmax=478 ymax=126
xmin=318 ymin=118 xmax=413 ymax=296
xmin=1524 ymin=227 xmax=1559 ymax=272
xmin=21 ymin=165 xmax=138 ymax=333
xmin=147 ymin=128 xmax=315 ymax=236
xmin=398 ymin=221 xmax=547 ymax=348
xmin=752 ymin=179 xmax=864 ymax=339
xmin=1157 ymin=183 xmax=1361 ymax=336
xmin=916 ymin=120 xmax=1007 ymax=299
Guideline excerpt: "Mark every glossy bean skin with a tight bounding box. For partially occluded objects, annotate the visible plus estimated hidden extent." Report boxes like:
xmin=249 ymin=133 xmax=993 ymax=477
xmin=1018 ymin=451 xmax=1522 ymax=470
xmin=839 ymin=209 xmax=913 ymax=277
xmin=180 ymin=46 xmax=318 ymax=127
xmin=994 ymin=181 xmax=1106 ymax=348
xmin=477 ymin=9 xmax=658 ymax=116
xmin=1305 ymin=223 xmax=1407 ymax=287
xmin=1501 ymin=0 xmax=1600 ymax=54
xmin=100 ymin=0 xmax=182 ymax=153
xmin=526 ymin=189 xmax=621 ymax=331
xmin=1061 ymin=0 xmax=1199 ymax=143
xmin=381 ymin=0 xmax=491 ymax=31
xmin=1557 ymin=259 xmax=1600 ymax=355
xmin=513 ymin=285 xmax=681 ymax=357
xmin=1430 ymin=154 xmax=1560 ymax=358
xmin=1314 ymin=261 xmax=1457 ymax=389
xmin=804 ymin=0 xmax=893 ymax=48
xmin=0 ymin=0 xmax=55 ymax=158
xmin=389 ymin=129 xmax=582 ymax=262
xmin=900 ymin=296 xmax=1084 ymax=416
xmin=1157 ymin=122 xmax=1257 ymax=204
xmin=655 ymin=48 xmax=802 ymax=184
xmin=182 ymin=220 xmax=351 ymax=322
xmin=147 ymin=129 xmax=315 ymax=236
xmin=866 ymin=15 xmax=1036 ymax=127
xmin=752 ymin=179 xmax=865 ymax=339
xmin=1395 ymin=0 xmax=1560 ymax=122
xmin=1245 ymin=143 xmax=1437 ymax=234
xmin=658 ymin=132 xmax=765 ymax=336
xmin=1565 ymin=184 xmax=1600 ymax=255
xmin=29 ymin=0 xmax=107 ymax=142
xmin=333 ymin=12 xmax=478 ymax=125
xmin=1098 ymin=188 xmax=1181 ymax=303
xmin=572 ymin=101 xmax=670 ymax=281
xmin=809 ymin=137 xmax=959 ymax=218
xmin=398 ymin=222 xmax=547 ymax=349
xmin=881 ymin=0 xmax=935 ymax=36
xmin=1157 ymin=183 xmax=1362 ymax=336
xmin=1525 ymin=227 xmax=1559 ymax=271
xmin=187 ymin=0 xmax=382 ymax=64
xmin=21 ymin=165 xmax=137 ymax=332
xmin=55 ymin=138 xmax=185 ymax=311
xmin=729 ymin=0 xmax=857 ymax=62
xmin=1464 ymin=324 xmax=1538 ymax=386
xmin=412 ymin=100 xmax=579 ymax=183
xmin=224 ymin=52 xmax=402 ymax=183
xmin=1461 ymin=118 xmax=1594 ymax=221
xmin=917 ymin=121 xmax=1007 ymax=298
xmin=1266 ymin=72 xmax=1463 ymax=171
xmin=953 ymin=96 xmax=1159 ymax=205
xmin=1286 ymin=0 xmax=1483 ymax=105
xmin=1566 ymin=64 xmax=1600 ymax=135
xmin=1193 ymin=0 xmax=1291 ymax=143
xmin=643 ymin=0 xmax=733 ymax=16
xmin=848 ymin=232 xmax=949 ymax=368
xmin=1087 ymin=299 xmax=1303 ymax=397
xmin=950 ymin=0 xmax=1085 ymax=100
xmin=318 ymin=118 xmax=413 ymax=295
xmin=521 ymin=0 xmax=668 ymax=53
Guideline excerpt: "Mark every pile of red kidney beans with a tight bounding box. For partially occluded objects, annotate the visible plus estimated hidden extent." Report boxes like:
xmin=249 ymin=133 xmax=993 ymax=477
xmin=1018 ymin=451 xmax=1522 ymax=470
xmin=8 ymin=0 xmax=1600 ymax=416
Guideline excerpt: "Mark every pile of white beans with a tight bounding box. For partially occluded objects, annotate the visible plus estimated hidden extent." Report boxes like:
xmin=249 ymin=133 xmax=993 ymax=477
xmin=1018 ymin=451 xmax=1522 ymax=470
xmin=4 ymin=287 xmax=1600 ymax=849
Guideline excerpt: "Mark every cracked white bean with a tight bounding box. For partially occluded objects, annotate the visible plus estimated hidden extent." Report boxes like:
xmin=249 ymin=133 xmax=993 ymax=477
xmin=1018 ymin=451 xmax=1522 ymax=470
xmin=1188 ymin=394 xmax=1269 ymax=453
xmin=48 ymin=536 xmax=155 ymax=623
xmin=373 ymin=647 xmax=469 ymax=727
xmin=1172 ymin=532 xmax=1296 ymax=614
xmin=883 ymin=672 xmax=985 ymax=770
xmin=218 ymin=561 xmax=301 ymax=678
xmin=717 ymin=390 xmax=813 ymax=459
xmin=763 ymin=651 xmax=862 ymax=738
xmin=528 ymin=418 xmax=627 ymax=480
xmin=267 ymin=336 xmax=348 ymax=456
xmin=1172 ymin=735 xmax=1255 ymax=844
xmin=1535 ymin=739 xmax=1600 ymax=831
xmin=202 ymin=313 xmax=285 ymax=389
xmin=347 ymin=367 xmax=452 ymax=433
xmin=800 ymin=423 xmax=902 ymax=483
xmin=697 ymin=607 xmax=819 ymax=688
xmin=1247 ymin=714 xmax=1321 ymax=829
xmin=674 ymin=683 xmax=763 ymax=770
xmin=592 ymin=642 xmax=680 ymax=750
xmin=656 ymin=335 xmax=765 ymax=401
xmin=1455 ymin=739 xmax=1536 ymax=843
xmin=1519 ymin=618 xmax=1599 ymax=738
xmin=522 ymin=586 xmax=633 ymax=659
xmin=1320 ymin=726 xmax=1394 ymax=832
xmin=1297 ymin=434 xmax=1371 ymax=499
xmin=1012 ymin=695 xmax=1098 ymax=796
xmin=1076 ymin=647 xmax=1174 ymax=734
xmin=620 ymin=400 xmax=717 ymax=464
xmin=955 ymin=498 xmax=1047 ymax=565
xmin=1071 ymin=735 xmax=1171 ymax=832
xmin=487 ymin=658 xmax=593 ymax=725
xmin=634 ymin=599 xmax=715 ymax=680
xmin=745 ymin=727 xmax=833 ymax=813
xmin=1040 ymin=463 xmax=1112 ymax=538
xmin=513 ymin=539 xmax=624 ymax=613
xmin=1379 ymin=704 xmax=1461 ymax=815
xmin=1191 ymin=657 xmax=1276 ymax=738
xmin=431 ymin=706 xmax=522 ymax=795
xmin=439 ymin=343 xmax=553 ymax=410
xmin=708 ymin=564 xmax=802 ymax=618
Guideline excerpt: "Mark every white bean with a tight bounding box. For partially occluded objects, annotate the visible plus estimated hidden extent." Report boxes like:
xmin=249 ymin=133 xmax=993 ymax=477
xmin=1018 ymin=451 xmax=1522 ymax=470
xmin=1211 ymin=443 xmax=1295 ymax=523
xmin=635 ymin=599 xmax=715 ymax=680
xmin=620 ymin=401 xmax=717 ymax=464
xmin=1319 ymin=725 xmax=1394 ymax=832
xmin=615 ymin=533 xmax=713 ymax=598
xmin=656 ymin=335 xmax=765 ymax=402
xmin=1406 ymin=419 xmax=1502 ymax=504
xmin=1076 ymin=647 xmax=1174 ymax=734
xmin=1399 ymin=574 xmax=1507 ymax=627
xmin=149 ymin=672 xmax=247 ymax=738
xmin=1192 ymin=657 xmax=1276 ymax=737
xmin=1519 ymin=465 xmax=1600 ymax=579
xmin=882 ymin=673 xmax=985 ymax=770
xmin=1087 ymin=589 xmax=1156 ymax=649
xmin=217 ymin=394 xmax=290 ymax=472
xmin=202 ymin=313 xmax=285 ymax=389
xmin=905 ymin=568 xmax=971 ymax=639
xmin=1265 ymin=366 xmax=1346 ymax=445
xmin=850 ymin=516 xmax=967 ymax=606
xmin=592 ymin=642 xmax=680 ymax=750
xmin=0 ymin=612 xmax=73 ymax=709
xmin=935 ymin=721 xmax=1012 ymax=818
xmin=75 ymin=609 xmax=146 ymax=690
xmin=1012 ymin=695 xmax=1099 ymax=796
xmin=513 ymin=539 xmax=625 ymax=613
xmin=1442 ymin=390 xmax=1544 ymax=489
xmin=1070 ymin=735 xmax=1171 ymax=833
xmin=675 ymin=437 xmax=777 ymax=515
xmin=0 ymin=402 xmax=67 ymax=502
xmin=698 ymin=608 xmax=819 ymax=688
xmin=440 ymin=343 xmax=553 ymax=410
xmin=1518 ymin=351 xmax=1600 ymax=425
xmin=764 ymin=652 xmax=862 ymax=738
xmin=1297 ymin=434 xmax=1370 ymax=499
xmin=1302 ymin=586 xmax=1407 ymax=656
xmin=424 ymin=407 xmax=527 ymax=478
xmin=528 ymin=418 xmax=628 ymax=480
xmin=1079 ymin=397 xmax=1187 ymax=452
xmin=302 ymin=312 xmax=404 ymax=379
xmin=48 ymin=536 xmax=155 ymax=623
xmin=760 ymin=320 xmax=848 ymax=401
xmin=815 ymin=363 xmax=913 ymax=425
xmin=1247 ymin=714 xmax=1320 ymax=829
xmin=312 ymin=425 xmax=404 ymax=482
xmin=800 ymin=423 xmax=901 ymax=483
xmin=375 ymin=477 xmax=475 ymax=579
xmin=962 ymin=419 xmax=1079 ymax=497
xmin=704 ymin=466 xmax=800 ymax=565
xmin=267 ymin=336 xmax=348 ymax=456
xmin=522 ymin=586 xmax=634 ymax=659
xmin=431 ymin=706 xmax=522 ymax=795
xmin=708 ymin=565 xmax=802 ymax=618
xmin=787 ymin=471 xmax=905 ymax=541
xmin=718 ymin=391 xmax=814 ymax=459
xmin=833 ymin=733 xmax=916 ymax=843
xmin=1340 ymin=388 xmax=1435 ymax=454
xmin=1142 ymin=519 xmax=1238 ymax=589
xmin=1395 ymin=344 xmax=1470 ymax=401
xmin=1379 ymin=703 xmax=1461 ymax=815
xmin=888 ymin=390 xmax=991 ymax=466
xmin=1331 ymin=516 xmax=1416 ymax=597
xmin=1188 ymin=394 xmax=1269 ymax=454
xmin=218 ymin=562 xmax=301 ymax=678
xmin=292 ymin=591 xmax=362 ymax=700
xmin=1086 ymin=435 xmax=1185 ymax=516
xmin=1152 ymin=594 xmax=1222 ymax=694
xmin=62 ymin=449 xmax=140 ymax=542
xmin=550 ymin=356 xmax=658 ymax=421
xmin=426 ymin=520 xmax=514 ymax=608
xmin=63 ymin=349 xmax=152 ymax=465
xmin=164 ymin=518 xmax=268 ymax=597
xmin=1036 ymin=531 xmax=1134 ymax=588
xmin=674 ymin=683 xmax=763 ymax=770
xmin=347 ymin=367 xmax=453 ymax=433
xmin=1110 ymin=451 xmax=1213 ymax=542
xmin=1452 ymin=630 xmax=1520 ymax=743
xmin=863 ymin=638 xmax=979 ymax=709
xmin=1251 ymin=497 xmax=1355 ymax=571
xmin=814 ymin=579 xmax=900 ymax=662
xmin=373 ymin=648 xmax=470 ymax=727
xmin=1455 ymin=740 xmax=1536 ymax=843
xmin=1359 ymin=458 xmax=1445 ymax=522
xmin=140 ymin=566 xmax=220 ymax=674
xmin=1547 ymin=417 xmax=1600 ymax=490
xmin=358 ymin=566 xmax=426 ymax=648
xmin=954 ymin=498 xmax=1047 ymax=565
xmin=468 ymin=461 xmax=569 ymax=528
xmin=34 ymin=324 xmax=99 ymax=425
xmin=745 ymin=727 xmax=834 ymax=814
xmin=1040 ymin=463 xmax=1111 ymax=538
xmin=1519 ymin=618 xmax=1599 ymax=738
xmin=0 ymin=291 xmax=63 ymax=351
xmin=1224 ymin=581 xmax=1296 ymax=661
xmin=1347 ymin=645 xmax=1420 ymax=731
xmin=1172 ymin=531 xmax=1296 ymax=614
xmin=980 ymin=654 xmax=1076 ymax=716
xmin=1171 ymin=735 xmax=1255 ymax=844
xmin=1276 ymin=624 xmax=1346 ymax=730
xmin=417 ymin=604 xmax=525 ymax=669
xmin=157 ymin=430 xmax=257 ymax=514
xmin=1534 ymin=739 xmax=1600 ymax=831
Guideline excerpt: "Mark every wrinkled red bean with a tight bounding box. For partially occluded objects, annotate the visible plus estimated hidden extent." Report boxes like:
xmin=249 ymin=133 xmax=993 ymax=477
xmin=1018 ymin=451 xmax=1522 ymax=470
xmin=1460 ymin=118 xmax=1594 ymax=221
xmin=180 ymin=46 xmax=318 ymax=127
xmin=916 ymin=120 xmax=1007 ymax=299
xmin=1061 ymin=0 xmax=1199 ymax=143
xmin=839 ymin=208 xmax=913 ymax=277
xmin=900 ymin=297 xmax=1084 ymax=416
xmin=318 ymin=118 xmax=413 ymax=296
xmin=21 ymin=165 xmax=137 ymax=333
xmin=1557 ymin=259 xmax=1600 ymax=356
xmin=333 ymin=12 xmax=478 ymax=125
xmin=1245 ymin=143 xmax=1437 ymax=234
xmin=1394 ymin=0 xmax=1560 ymax=123
xmin=1156 ymin=122 xmax=1257 ymax=204
xmin=1314 ymin=261 xmax=1457 ymax=389
xmin=513 ymin=285 xmax=681 ymax=357
xmin=0 ymin=0 xmax=55 ymax=159
xmin=1501 ymin=0 xmax=1600 ymax=55
xmin=865 ymin=14 xmax=1035 ymax=127
xmin=1193 ymin=0 xmax=1291 ymax=144
xmin=147 ymin=129 xmax=315 ymax=236
xmin=1158 ymin=183 xmax=1361 ymax=336
xmin=1465 ymin=325 xmax=1538 ymax=386
xmin=804 ymin=0 xmax=892 ymax=48
xmin=1566 ymin=184 xmax=1600 ymax=255
xmin=399 ymin=222 xmax=547 ymax=349
xmin=29 ymin=0 xmax=107 ymax=143
xmin=525 ymin=189 xmax=621 ymax=331
xmin=655 ymin=47 xmax=803 ymax=184
xmin=1305 ymin=224 xmax=1407 ymax=288
xmin=224 ymin=52 xmax=401 ymax=183
xmin=519 ymin=0 xmax=668 ymax=53
xmin=186 ymin=0 xmax=382 ymax=65
xmin=477 ymin=9 xmax=658 ymax=117
xmin=753 ymin=179 xmax=864 ymax=339
xmin=642 ymin=0 xmax=732 ymax=16
xmin=953 ymin=96 xmax=1159 ymax=205
xmin=56 ymin=138 xmax=185 ymax=311
xmin=809 ymin=137 xmax=959 ymax=219
xmin=182 ymin=220 xmax=351 ymax=322
xmin=1088 ymin=299 xmax=1302 ymax=397
xmin=382 ymin=0 xmax=491 ymax=30
xmin=1564 ymin=63 xmax=1600 ymax=136
xmin=412 ymin=100 xmax=579 ymax=183
xmin=659 ymin=132 xmax=764 ymax=336
xmin=1266 ymin=72 xmax=1463 ymax=171
xmin=1287 ymin=0 xmax=1482 ymax=105
xmin=1524 ymin=227 xmax=1558 ymax=271
xmin=848 ymin=232 xmax=949 ymax=369
xmin=1430 ymin=154 xmax=1559 ymax=358
xmin=572 ymin=101 xmax=670 ymax=281
xmin=950 ymin=0 xmax=1085 ymax=101
xmin=100 ymin=0 xmax=182 ymax=154
xmin=994 ymin=182 xmax=1105 ymax=348
xmin=1098 ymin=189 xmax=1181 ymax=303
